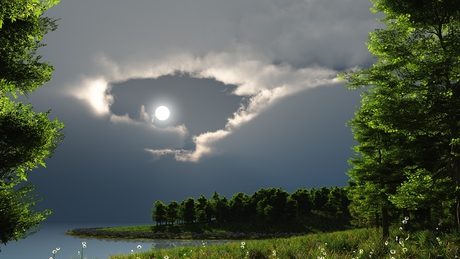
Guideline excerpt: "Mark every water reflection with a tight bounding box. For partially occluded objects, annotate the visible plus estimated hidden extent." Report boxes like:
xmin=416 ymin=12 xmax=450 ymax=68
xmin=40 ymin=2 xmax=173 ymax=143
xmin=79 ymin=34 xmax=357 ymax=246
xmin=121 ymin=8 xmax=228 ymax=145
xmin=1 ymin=223 xmax=237 ymax=259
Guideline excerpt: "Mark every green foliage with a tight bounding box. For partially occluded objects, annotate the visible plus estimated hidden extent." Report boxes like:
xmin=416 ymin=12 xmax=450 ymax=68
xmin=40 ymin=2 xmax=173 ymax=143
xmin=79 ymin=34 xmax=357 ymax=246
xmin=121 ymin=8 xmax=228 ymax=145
xmin=0 ymin=0 xmax=60 ymax=97
xmin=150 ymin=186 xmax=352 ymax=233
xmin=0 ymin=97 xmax=64 ymax=185
xmin=0 ymin=183 xmax=51 ymax=249
xmin=340 ymin=0 xmax=460 ymax=233
xmin=389 ymin=169 xmax=455 ymax=211
xmin=0 ymin=0 xmax=62 ymax=249
xmin=106 ymin=226 xmax=460 ymax=259
xmin=152 ymin=201 xmax=167 ymax=225
xmin=183 ymin=197 xmax=196 ymax=223
xmin=213 ymin=193 xmax=230 ymax=222
xmin=166 ymin=200 xmax=179 ymax=225
xmin=290 ymin=188 xmax=312 ymax=216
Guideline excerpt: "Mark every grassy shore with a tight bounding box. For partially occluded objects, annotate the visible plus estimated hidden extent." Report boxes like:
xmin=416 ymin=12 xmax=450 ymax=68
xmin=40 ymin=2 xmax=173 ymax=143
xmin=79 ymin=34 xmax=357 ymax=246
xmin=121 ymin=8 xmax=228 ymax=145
xmin=66 ymin=213 xmax=460 ymax=258
xmin=106 ymin=226 xmax=459 ymax=259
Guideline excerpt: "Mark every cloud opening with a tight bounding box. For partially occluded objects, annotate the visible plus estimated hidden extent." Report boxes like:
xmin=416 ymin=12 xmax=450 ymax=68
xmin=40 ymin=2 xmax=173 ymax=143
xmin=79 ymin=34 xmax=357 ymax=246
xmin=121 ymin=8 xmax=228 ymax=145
xmin=68 ymin=51 xmax=339 ymax=162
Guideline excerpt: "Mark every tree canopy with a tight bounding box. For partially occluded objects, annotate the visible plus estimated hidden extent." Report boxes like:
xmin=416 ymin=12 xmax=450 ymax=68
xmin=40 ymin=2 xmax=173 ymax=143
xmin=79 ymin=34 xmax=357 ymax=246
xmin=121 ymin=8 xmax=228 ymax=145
xmin=150 ymin=186 xmax=351 ymax=230
xmin=340 ymin=0 xmax=460 ymax=237
xmin=0 ymin=0 xmax=63 ymax=249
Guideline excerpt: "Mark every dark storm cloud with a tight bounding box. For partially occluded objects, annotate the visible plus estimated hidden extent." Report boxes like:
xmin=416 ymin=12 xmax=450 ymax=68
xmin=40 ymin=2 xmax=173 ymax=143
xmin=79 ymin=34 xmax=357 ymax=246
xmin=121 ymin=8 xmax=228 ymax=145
xmin=38 ymin=0 xmax=382 ymax=80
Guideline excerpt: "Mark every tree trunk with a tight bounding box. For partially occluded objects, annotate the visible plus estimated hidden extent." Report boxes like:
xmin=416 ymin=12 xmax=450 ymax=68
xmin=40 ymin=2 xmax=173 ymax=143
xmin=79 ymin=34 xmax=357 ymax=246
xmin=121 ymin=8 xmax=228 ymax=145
xmin=382 ymin=206 xmax=389 ymax=239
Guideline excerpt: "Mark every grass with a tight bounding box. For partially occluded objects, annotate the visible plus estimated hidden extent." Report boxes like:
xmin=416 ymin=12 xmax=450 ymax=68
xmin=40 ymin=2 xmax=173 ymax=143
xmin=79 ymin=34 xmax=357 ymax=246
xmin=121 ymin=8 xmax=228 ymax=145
xmin=59 ymin=226 xmax=460 ymax=259
xmin=62 ymin=215 xmax=460 ymax=258
xmin=104 ymin=226 xmax=460 ymax=259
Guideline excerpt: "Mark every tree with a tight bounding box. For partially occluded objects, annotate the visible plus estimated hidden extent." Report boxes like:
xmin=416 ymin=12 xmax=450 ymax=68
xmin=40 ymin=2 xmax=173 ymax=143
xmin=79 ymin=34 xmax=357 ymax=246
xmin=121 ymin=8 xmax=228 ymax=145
xmin=213 ymin=195 xmax=229 ymax=222
xmin=345 ymin=99 xmax=409 ymax=238
xmin=311 ymin=187 xmax=330 ymax=211
xmin=248 ymin=188 xmax=270 ymax=221
xmin=152 ymin=201 xmax=167 ymax=225
xmin=0 ymin=183 xmax=51 ymax=250
xmin=203 ymin=200 xmax=214 ymax=222
xmin=325 ymin=186 xmax=348 ymax=217
xmin=166 ymin=201 xmax=179 ymax=225
xmin=196 ymin=194 xmax=208 ymax=222
xmin=0 ymin=0 xmax=63 ymax=249
xmin=0 ymin=0 xmax=60 ymax=97
xmin=229 ymin=192 xmax=250 ymax=222
xmin=0 ymin=100 xmax=64 ymax=184
xmin=183 ymin=198 xmax=196 ymax=223
xmin=340 ymin=0 xmax=460 ymax=230
xmin=265 ymin=188 xmax=289 ymax=222
xmin=290 ymin=188 xmax=312 ymax=217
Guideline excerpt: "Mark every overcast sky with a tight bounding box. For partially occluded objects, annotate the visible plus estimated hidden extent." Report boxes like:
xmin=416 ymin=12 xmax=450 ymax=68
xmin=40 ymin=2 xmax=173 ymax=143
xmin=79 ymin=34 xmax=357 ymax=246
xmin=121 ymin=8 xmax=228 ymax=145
xmin=21 ymin=0 xmax=383 ymax=223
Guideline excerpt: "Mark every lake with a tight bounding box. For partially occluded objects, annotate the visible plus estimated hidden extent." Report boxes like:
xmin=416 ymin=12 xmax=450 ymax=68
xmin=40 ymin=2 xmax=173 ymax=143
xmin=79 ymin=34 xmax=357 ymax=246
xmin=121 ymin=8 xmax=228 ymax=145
xmin=0 ymin=223 xmax=237 ymax=259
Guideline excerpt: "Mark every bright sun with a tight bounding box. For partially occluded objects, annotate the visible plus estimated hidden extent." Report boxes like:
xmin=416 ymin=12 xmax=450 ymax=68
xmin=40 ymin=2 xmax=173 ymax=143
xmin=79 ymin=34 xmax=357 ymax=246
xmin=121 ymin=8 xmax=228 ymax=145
xmin=155 ymin=106 xmax=170 ymax=121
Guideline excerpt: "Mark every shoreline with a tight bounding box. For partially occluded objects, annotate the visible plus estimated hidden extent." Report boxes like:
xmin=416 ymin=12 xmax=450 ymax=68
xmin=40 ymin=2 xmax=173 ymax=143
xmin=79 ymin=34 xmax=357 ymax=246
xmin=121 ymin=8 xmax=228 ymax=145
xmin=67 ymin=227 xmax=310 ymax=240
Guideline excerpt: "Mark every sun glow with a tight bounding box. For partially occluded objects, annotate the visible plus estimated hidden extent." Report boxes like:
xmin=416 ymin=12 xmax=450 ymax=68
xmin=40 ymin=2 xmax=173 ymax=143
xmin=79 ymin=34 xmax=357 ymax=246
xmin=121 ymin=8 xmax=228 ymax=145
xmin=155 ymin=106 xmax=170 ymax=121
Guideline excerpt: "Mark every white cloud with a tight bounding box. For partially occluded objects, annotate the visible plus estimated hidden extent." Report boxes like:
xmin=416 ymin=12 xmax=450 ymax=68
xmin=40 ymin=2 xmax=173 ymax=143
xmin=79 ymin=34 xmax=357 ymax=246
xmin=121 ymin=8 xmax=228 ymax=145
xmin=72 ymin=77 xmax=113 ymax=116
xmin=109 ymin=113 xmax=139 ymax=125
xmin=139 ymin=105 xmax=151 ymax=123
xmin=50 ymin=0 xmax=381 ymax=162
xmin=67 ymin=50 xmax=339 ymax=162
xmin=145 ymin=129 xmax=230 ymax=162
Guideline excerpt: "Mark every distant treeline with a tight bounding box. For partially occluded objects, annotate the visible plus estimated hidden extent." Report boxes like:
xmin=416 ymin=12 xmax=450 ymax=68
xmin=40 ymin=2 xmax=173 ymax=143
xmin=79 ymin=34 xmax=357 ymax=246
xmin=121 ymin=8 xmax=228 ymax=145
xmin=151 ymin=186 xmax=351 ymax=226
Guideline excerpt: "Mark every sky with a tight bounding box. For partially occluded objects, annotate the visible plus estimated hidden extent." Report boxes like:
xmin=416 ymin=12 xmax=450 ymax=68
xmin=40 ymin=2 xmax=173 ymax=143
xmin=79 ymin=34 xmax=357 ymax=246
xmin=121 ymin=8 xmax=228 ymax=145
xmin=20 ymin=0 xmax=384 ymax=223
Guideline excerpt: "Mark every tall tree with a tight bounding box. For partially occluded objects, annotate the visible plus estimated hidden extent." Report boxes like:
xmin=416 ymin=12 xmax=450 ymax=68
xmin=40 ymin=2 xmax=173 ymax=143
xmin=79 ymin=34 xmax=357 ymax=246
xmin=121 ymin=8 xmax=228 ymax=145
xmin=0 ymin=0 xmax=63 ymax=249
xmin=214 ymin=195 xmax=229 ymax=222
xmin=290 ymin=188 xmax=312 ymax=217
xmin=196 ymin=194 xmax=208 ymax=222
xmin=340 ymin=0 xmax=460 ymax=230
xmin=166 ymin=200 xmax=179 ymax=225
xmin=345 ymin=96 xmax=409 ymax=238
xmin=183 ymin=197 xmax=196 ymax=223
xmin=152 ymin=201 xmax=167 ymax=225
xmin=229 ymin=192 xmax=250 ymax=222
xmin=311 ymin=187 xmax=330 ymax=211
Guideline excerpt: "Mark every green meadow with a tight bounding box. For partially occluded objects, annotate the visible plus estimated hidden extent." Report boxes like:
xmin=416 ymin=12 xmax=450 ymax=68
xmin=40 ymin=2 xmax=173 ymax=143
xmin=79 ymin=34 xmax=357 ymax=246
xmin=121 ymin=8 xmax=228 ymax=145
xmin=103 ymin=225 xmax=459 ymax=259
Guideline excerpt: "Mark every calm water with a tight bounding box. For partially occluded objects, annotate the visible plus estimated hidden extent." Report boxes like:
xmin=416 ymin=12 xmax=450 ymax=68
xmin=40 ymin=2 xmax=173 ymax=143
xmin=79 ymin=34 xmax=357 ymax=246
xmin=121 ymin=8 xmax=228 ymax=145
xmin=0 ymin=223 xmax=237 ymax=259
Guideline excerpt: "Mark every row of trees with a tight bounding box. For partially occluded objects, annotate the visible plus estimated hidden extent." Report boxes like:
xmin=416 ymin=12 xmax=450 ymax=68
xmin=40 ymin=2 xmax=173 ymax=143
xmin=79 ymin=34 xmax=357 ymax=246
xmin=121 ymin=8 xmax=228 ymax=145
xmin=0 ymin=0 xmax=64 ymax=250
xmin=340 ymin=0 xmax=460 ymax=238
xmin=151 ymin=186 xmax=350 ymax=226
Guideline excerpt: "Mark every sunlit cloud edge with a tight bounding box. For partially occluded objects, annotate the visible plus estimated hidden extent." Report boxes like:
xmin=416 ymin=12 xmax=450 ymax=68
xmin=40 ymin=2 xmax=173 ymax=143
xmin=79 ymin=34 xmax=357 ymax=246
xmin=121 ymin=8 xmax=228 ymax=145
xmin=67 ymin=51 xmax=340 ymax=162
